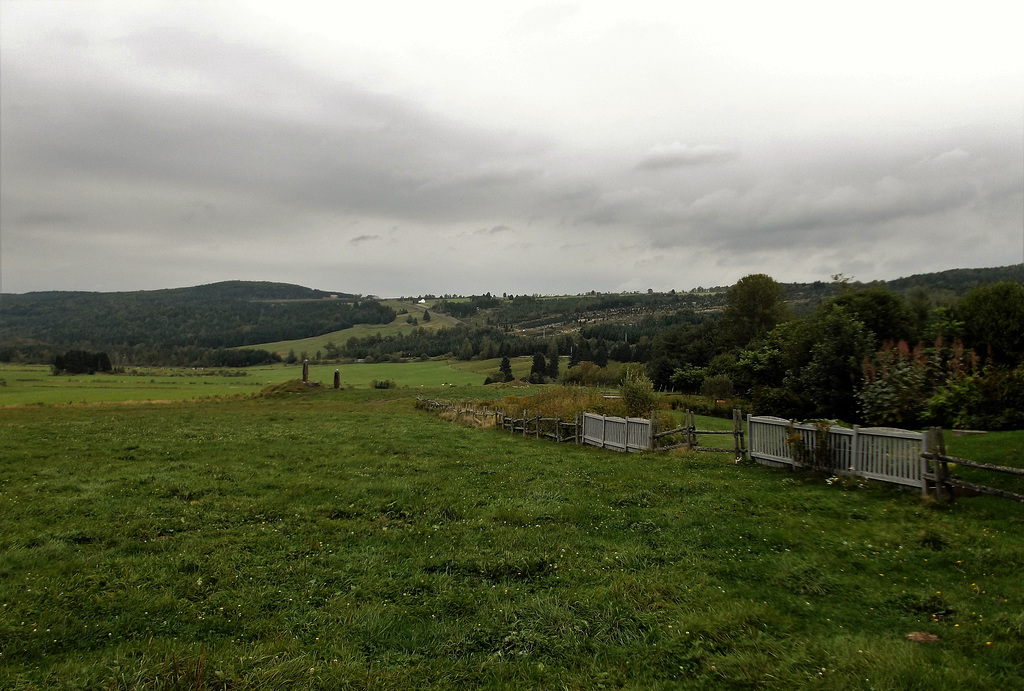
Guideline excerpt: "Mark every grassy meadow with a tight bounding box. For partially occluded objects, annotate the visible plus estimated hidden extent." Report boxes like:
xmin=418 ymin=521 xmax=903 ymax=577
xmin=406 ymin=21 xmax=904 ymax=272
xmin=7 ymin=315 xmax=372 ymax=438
xmin=2 ymin=379 xmax=1022 ymax=689
xmin=0 ymin=365 xmax=272 ymax=407
xmin=0 ymin=359 xmax=502 ymax=407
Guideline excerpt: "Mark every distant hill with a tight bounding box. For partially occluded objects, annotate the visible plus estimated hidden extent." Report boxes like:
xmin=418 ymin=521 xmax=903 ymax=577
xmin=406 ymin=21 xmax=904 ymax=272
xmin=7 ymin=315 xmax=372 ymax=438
xmin=1 ymin=267 xmax=1019 ymax=363
xmin=883 ymin=265 xmax=1024 ymax=294
xmin=0 ymin=281 xmax=392 ymax=355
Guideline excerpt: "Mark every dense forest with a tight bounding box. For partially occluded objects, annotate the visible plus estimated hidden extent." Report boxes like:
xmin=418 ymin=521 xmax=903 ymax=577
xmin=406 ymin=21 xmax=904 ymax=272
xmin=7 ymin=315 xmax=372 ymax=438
xmin=0 ymin=281 xmax=393 ymax=366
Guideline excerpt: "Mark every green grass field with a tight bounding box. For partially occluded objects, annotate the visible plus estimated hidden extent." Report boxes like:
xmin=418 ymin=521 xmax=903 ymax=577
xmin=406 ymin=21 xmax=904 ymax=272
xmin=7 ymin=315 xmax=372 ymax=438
xmin=0 ymin=360 xmax=506 ymax=407
xmin=0 ymin=365 xmax=272 ymax=407
xmin=2 ymin=382 xmax=1022 ymax=689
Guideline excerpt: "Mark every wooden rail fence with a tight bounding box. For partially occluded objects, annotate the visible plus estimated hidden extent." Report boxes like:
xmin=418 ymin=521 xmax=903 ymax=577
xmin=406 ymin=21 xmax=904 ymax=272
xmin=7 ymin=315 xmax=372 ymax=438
xmin=922 ymin=427 xmax=1024 ymax=503
xmin=416 ymin=398 xmax=1020 ymax=501
xmin=749 ymin=416 xmax=1023 ymax=502
xmin=416 ymin=397 xmax=746 ymax=455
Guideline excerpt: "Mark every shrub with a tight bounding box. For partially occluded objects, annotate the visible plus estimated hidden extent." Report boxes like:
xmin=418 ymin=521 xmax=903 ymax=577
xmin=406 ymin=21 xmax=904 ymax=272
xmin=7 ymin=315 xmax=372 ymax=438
xmin=561 ymin=361 xmax=621 ymax=387
xmin=750 ymin=386 xmax=802 ymax=418
xmin=670 ymin=364 xmax=706 ymax=394
xmin=786 ymin=420 xmax=832 ymax=472
xmin=700 ymin=374 xmax=733 ymax=400
xmin=621 ymin=368 xmax=657 ymax=417
xmin=925 ymin=365 xmax=1024 ymax=430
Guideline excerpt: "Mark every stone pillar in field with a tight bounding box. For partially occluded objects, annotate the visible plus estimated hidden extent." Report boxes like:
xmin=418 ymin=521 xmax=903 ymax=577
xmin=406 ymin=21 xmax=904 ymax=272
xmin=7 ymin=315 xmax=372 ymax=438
xmin=302 ymin=359 xmax=309 ymax=383
xmin=334 ymin=369 xmax=340 ymax=389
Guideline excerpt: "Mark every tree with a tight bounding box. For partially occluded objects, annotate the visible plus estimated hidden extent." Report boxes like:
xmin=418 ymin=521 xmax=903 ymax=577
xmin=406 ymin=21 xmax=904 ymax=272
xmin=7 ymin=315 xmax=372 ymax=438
xmin=478 ymin=337 xmax=499 ymax=360
xmin=721 ymin=274 xmax=791 ymax=349
xmin=830 ymin=285 xmax=915 ymax=347
xmin=610 ymin=341 xmax=632 ymax=362
xmin=670 ymin=364 xmax=706 ymax=393
xmin=499 ymin=356 xmax=514 ymax=382
xmin=568 ymin=337 xmax=591 ymax=368
xmin=530 ymin=351 xmax=548 ymax=382
xmin=545 ymin=340 xmax=560 ymax=380
xmin=422 ymin=309 xmax=431 ymax=322
xmin=739 ymin=304 xmax=873 ymax=420
xmin=52 ymin=349 xmax=112 ymax=374
xmin=957 ymin=281 xmax=1024 ymax=366
xmin=783 ymin=304 xmax=874 ymax=421
xmin=701 ymin=374 xmax=734 ymax=400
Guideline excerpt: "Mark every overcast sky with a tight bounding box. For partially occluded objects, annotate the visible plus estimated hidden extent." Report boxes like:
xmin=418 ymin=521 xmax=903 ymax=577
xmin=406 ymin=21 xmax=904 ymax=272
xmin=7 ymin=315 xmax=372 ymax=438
xmin=2 ymin=1 xmax=1022 ymax=296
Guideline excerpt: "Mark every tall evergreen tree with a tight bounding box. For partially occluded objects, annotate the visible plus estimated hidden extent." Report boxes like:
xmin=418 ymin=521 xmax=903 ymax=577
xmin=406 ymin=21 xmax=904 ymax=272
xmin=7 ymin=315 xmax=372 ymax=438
xmin=499 ymin=356 xmax=513 ymax=382
xmin=531 ymin=351 xmax=547 ymax=381
xmin=546 ymin=340 xmax=560 ymax=380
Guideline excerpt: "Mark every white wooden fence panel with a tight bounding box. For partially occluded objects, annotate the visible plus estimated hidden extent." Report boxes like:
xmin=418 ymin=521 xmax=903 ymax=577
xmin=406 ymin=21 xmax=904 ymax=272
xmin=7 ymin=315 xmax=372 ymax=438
xmin=746 ymin=416 xmax=793 ymax=467
xmin=747 ymin=416 xmax=926 ymax=490
xmin=856 ymin=428 xmax=927 ymax=488
xmin=582 ymin=413 xmax=650 ymax=452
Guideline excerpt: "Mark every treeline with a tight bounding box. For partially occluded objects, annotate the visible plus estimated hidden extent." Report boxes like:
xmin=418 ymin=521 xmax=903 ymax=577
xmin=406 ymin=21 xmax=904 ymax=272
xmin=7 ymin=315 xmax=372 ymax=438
xmin=340 ymin=325 xmax=553 ymax=362
xmin=52 ymin=349 xmax=113 ymax=374
xmin=431 ymin=291 xmax=728 ymax=329
xmin=38 ymin=346 xmax=282 ymax=371
xmin=644 ymin=276 xmax=1024 ymax=430
xmin=375 ymin=272 xmax=1024 ymax=430
xmin=0 ymin=281 xmax=393 ymax=359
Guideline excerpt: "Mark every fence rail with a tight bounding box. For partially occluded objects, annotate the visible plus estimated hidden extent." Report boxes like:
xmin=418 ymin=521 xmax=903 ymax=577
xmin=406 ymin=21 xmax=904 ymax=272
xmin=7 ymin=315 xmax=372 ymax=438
xmin=922 ymin=427 xmax=1024 ymax=503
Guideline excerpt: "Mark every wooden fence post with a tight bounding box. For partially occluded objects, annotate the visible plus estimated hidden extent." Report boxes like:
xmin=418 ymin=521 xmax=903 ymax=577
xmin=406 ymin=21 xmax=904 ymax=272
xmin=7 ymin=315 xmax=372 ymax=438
xmin=850 ymin=425 xmax=860 ymax=475
xmin=934 ymin=427 xmax=950 ymax=502
xmin=334 ymin=369 xmax=340 ymax=389
xmin=733 ymin=408 xmax=742 ymax=461
xmin=302 ymin=359 xmax=309 ymax=383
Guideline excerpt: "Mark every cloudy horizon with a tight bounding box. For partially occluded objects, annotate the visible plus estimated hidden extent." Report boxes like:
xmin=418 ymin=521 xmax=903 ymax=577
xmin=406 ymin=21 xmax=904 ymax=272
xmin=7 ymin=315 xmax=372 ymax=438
xmin=2 ymin=0 xmax=1022 ymax=296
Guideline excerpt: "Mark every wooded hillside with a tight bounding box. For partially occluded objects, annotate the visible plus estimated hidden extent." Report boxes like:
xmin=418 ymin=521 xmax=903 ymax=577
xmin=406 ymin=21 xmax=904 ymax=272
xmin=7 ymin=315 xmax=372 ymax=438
xmin=0 ymin=281 xmax=392 ymax=355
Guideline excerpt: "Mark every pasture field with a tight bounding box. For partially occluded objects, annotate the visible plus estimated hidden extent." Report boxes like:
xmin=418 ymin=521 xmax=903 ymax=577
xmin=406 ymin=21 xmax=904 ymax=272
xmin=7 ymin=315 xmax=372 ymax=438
xmin=1 ymin=385 xmax=1022 ymax=689
xmin=0 ymin=360 xmax=497 ymax=407
xmin=0 ymin=365 xmax=271 ymax=407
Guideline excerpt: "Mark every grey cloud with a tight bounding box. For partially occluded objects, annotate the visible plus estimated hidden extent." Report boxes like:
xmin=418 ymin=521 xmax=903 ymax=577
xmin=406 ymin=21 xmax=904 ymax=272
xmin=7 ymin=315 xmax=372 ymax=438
xmin=634 ymin=143 xmax=739 ymax=171
xmin=2 ymin=13 xmax=1020 ymax=295
xmin=1 ymin=41 xmax=565 ymax=243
